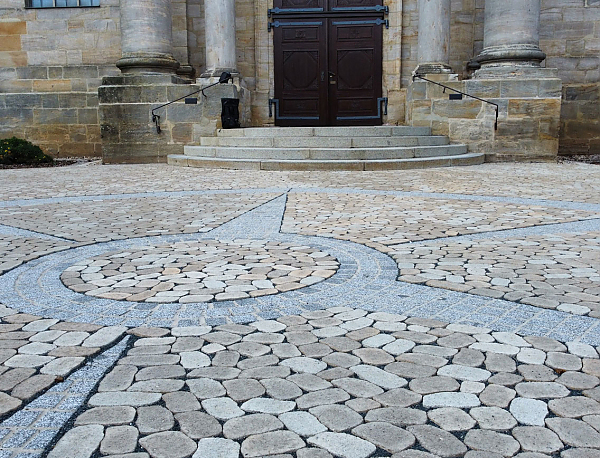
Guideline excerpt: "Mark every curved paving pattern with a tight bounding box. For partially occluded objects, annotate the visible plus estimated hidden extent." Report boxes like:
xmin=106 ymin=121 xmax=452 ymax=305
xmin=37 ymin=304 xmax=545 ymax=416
xmin=0 ymin=163 xmax=599 ymax=458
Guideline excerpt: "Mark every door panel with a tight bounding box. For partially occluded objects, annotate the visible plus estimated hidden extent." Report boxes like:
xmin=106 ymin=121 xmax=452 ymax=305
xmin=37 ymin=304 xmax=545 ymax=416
xmin=328 ymin=20 xmax=383 ymax=125
xmin=273 ymin=21 xmax=328 ymax=126
xmin=272 ymin=7 xmax=384 ymax=126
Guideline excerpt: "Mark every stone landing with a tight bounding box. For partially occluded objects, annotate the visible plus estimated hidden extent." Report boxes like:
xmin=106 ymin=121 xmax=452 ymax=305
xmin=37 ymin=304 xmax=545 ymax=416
xmin=168 ymin=126 xmax=482 ymax=171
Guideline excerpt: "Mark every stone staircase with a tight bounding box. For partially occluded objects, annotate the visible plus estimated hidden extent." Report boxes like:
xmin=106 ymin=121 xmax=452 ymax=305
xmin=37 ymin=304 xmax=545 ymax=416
xmin=167 ymin=126 xmax=484 ymax=171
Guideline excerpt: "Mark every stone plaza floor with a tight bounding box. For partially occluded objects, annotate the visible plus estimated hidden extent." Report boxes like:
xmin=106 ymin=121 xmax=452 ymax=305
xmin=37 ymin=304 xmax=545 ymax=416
xmin=0 ymin=161 xmax=599 ymax=458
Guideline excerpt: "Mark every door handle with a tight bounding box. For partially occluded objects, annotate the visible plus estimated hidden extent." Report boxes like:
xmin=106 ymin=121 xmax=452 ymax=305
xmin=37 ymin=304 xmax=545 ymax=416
xmin=328 ymin=71 xmax=336 ymax=78
xmin=328 ymin=71 xmax=336 ymax=85
xmin=321 ymin=71 xmax=325 ymax=82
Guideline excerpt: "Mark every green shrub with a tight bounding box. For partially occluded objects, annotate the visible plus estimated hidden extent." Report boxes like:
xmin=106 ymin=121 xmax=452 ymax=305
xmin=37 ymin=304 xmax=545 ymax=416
xmin=0 ymin=137 xmax=53 ymax=165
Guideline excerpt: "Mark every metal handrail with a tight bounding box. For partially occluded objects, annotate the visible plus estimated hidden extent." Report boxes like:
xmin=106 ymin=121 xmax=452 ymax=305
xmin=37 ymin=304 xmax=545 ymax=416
xmin=151 ymin=71 xmax=232 ymax=134
xmin=412 ymin=74 xmax=499 ymax=130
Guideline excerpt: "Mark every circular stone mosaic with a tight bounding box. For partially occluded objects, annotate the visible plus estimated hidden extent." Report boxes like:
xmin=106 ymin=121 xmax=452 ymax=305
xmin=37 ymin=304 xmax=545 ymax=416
xmin=60 ymin=240 xmax=339 ymax=303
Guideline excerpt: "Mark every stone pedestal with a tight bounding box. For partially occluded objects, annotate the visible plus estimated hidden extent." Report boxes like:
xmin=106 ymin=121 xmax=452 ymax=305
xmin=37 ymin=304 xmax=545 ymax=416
xmin=99 ymin=75 xmax=241 ymax=164
xmin=407 ymin=72 xmax=562 ymax=161
xmin=415 ymin=0 xmax=452 ymax=75
xmin=116 ymin=0 xmax=179 ymax=74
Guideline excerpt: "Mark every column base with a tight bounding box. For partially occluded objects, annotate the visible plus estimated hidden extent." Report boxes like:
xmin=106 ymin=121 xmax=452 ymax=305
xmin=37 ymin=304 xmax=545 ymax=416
xmin=473 ymin=45 xmax=546 ymax=70
xmin=116 ymin=54 xmax=180 ymax=74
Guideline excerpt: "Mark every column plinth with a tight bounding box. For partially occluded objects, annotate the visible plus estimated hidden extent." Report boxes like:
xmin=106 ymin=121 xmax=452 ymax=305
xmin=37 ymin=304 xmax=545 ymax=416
xmin=116 ymin=0 xmax=179 ymax=74
xmin=415 ymin=0 xmax=452 ymax=75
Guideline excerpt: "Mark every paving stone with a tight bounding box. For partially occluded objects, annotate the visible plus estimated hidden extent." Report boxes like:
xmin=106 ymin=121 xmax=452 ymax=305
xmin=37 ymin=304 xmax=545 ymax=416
xmin=546 ymin=417 xmax=600 ymax=448
xmin=321 ymin=351 xmax=360 ymax=368
xmin=309 ymin=404 xmax=363 ymax=432
xmin=464 ymin=429 xmax=521 ymax=457
xmin=560 ymin=449 xmax=600 ymax=458
xmin=515 ymin=382 xmax=570 ymax=399
xmin=372 ymin=388 xmax=422 ymax=407
xmin=202 ymin=397 xmax=244 ymax=420
xmin=222 ymin=413 xmax=283 ymax=440
xmin=546 ymin=352 xmax=583 ymax=372
xmin=260 ymin=378 xmax=303 ymax=400
xmin=287 ymin=373 xmax=332 ymax=392
xmin=241 ymin=397 xmax=296 ymax=414
xmin=136 ymin=405 xmax=175 ymax=434
xmin=176 ymin=411 xmax=222 ymax=439
xmin=556 ymin=371 xmax=599 ymax=390
xmin=187 ymin=378 xmax=226 ymax=399
xmin=171 ymin=337 xmax=205 ymax=353
xmin=509 ymin=398 xmax=548 ymax=426
xmin=427 ymin=407 xmax=477 ymax=431
xmin=382 ymin=338 xmax=415 ymax=355
xmin=241 ymin=430 xmax=305 ymax=457
xmin=550 ymin=397 xmax=600 ymax=420
xmin=281 ymin=356 xmax=327 ymax=374
xmin=221 ymin=378 xmax=265 ymax=402
xmin=479 ymin=384 xmax=517 ymax=407
xmin=139 ymin=431 xmax=197 ymax=458
xmin=297 ymin=448 xmax=333 ymax=458
xmin=350 ymin=364 xmax=407 ymax=389
xmin=422 ymin=392 xmax=481 ymax=408
xmin=407 ymin=424 xmax=468 ymax=457
xmin=279 ymin=411 xmax=327 ymax=437
xmin=365 ymin=406 xmax=427 ymax=426
xmin=237 ymin=355 xmax=280 ymax=370
xmin=409 ymin=376 xmax=460 ymax=394
xmin=212 ymin=350 xmax=241 ymax=366
xmin=119 ymin=354 xmax=180 ymax=366
xmin=83 ymin=326 xmax=127 ymax=348
xmin=470 ymin=406 xmax=518 ymax=430
xmin=162 ymin=391 xmax=201 ymax=412
xmin=331 ymin=377 xmax=383 ymax=398
xmin=75 ymin=406 xmax=136 ymax=426
xmin=100 ymin=425 xmax=138 ymax=455
xmin=518 ymin=364 xmax=558 ymax=382
xmin=171 ymin=326 xmax=212 ymax=337
xmin=189 ymin=366 xmax=241 ymax=380
xmin=47 ymin=424 xmax=104 ymax=458
xmin=391 ymin=451 xmax=440 ymax=458
xmin=307 ymin=432 xmax=376 ymax=458
xmin=128 ymin=378 xmax=185 ymax=393
xmin=0 ymin=392 xmax=21 ymax=415
xmin=488 ymin=372 xmax=524 ymax=387
xmin=180 ymin=351 xmax=211 ymax=369
xmin=438 ymin=364 xmax=491 ymax=382
xmin=385 ymin=361 xmax=437 ymax=378
xmin=352 ymin=421 xmax=415 ymax=453
xmin=89 ymin=392 xmax=162 ymax=407
xmin=511 ymin=426 xmax=563 ymax=454
xmin=567 ymin=342 xmax=598 ymax=359
xmin=486 ymin=353 xmax=517 ymax=373
xmin=345 ymin=397 xmax=381 ymax=412
xmin=136 ymin=365 xmax=186 ymax=381
xmin=193 ymin=437 xmax=240 ymax=458
xmin=11 ymin=374 xmax=55 ymax=400
xmin=453 ymin=348 xmax=485 ymax=367
xmin=296 ymin=388 xmax=350 ymax=409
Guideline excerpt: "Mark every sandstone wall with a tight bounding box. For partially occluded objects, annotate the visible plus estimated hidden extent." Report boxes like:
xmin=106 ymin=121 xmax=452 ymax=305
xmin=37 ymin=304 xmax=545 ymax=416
xmin=0 ymin=0 xmax=121 ymax=156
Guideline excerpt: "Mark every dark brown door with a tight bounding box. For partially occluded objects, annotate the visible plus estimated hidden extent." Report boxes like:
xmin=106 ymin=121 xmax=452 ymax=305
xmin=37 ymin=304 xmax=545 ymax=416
xmin=329 ymin=19 xmax=383 ymax=125
xmin=271 ymin=1 xmax=385 ymax=127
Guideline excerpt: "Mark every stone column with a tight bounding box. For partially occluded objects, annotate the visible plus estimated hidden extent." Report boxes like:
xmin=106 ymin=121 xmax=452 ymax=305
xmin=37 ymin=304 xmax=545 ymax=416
xmin=415 ymin=0 xmax=452 ymax=75
xmin=475 ymin=0 xmax=545 ymax=70
xmin=203 ymin=0 xmax=237 ymax=76
xmin=116 ymin=0 xmax=180 ymax=74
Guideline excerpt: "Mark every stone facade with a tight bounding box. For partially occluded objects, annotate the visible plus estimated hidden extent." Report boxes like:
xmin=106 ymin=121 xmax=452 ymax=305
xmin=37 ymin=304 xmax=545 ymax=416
xmin=0 ymin=0 xmax=598 ymax=160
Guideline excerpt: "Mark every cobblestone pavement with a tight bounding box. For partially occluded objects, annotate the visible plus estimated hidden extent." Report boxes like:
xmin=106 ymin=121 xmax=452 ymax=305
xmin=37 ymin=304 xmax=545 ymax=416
xmin=0 ymin=162 xmax=599 ymax=458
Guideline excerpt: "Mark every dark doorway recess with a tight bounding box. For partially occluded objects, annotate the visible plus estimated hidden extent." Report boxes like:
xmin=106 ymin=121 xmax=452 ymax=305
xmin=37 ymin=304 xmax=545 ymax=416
xmin=270 ymin=0 xmax=387 ymax=127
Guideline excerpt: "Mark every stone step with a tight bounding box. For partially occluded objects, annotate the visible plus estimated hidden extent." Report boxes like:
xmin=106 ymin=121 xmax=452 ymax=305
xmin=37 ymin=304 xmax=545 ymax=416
xmin=183 ymin=144 xmax=467 ymax=161
xmin=216 ymin=126 xmax=432 ymax=138
xmin=167 ymin=152 xmax=485 ymax=171
xmin=200 ymin=136 xmax=450 ymax=148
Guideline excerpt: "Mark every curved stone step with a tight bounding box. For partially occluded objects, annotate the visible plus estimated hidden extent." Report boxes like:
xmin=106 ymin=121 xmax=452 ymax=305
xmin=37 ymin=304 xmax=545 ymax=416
xmin=167 ymin=152 xmax=485 ymax=171
xmin=183 ymin=144 xmax=467 ymax=161
xmin=217 ymin=125 xmax=432 ymax=138
xmin=200 ymin=135 xmax=450 ymax=148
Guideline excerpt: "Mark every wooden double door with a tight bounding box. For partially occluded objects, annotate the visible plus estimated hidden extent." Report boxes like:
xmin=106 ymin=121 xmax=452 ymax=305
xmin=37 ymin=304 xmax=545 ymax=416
xmin=271 ymin=0 xmax=386 ymax=126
